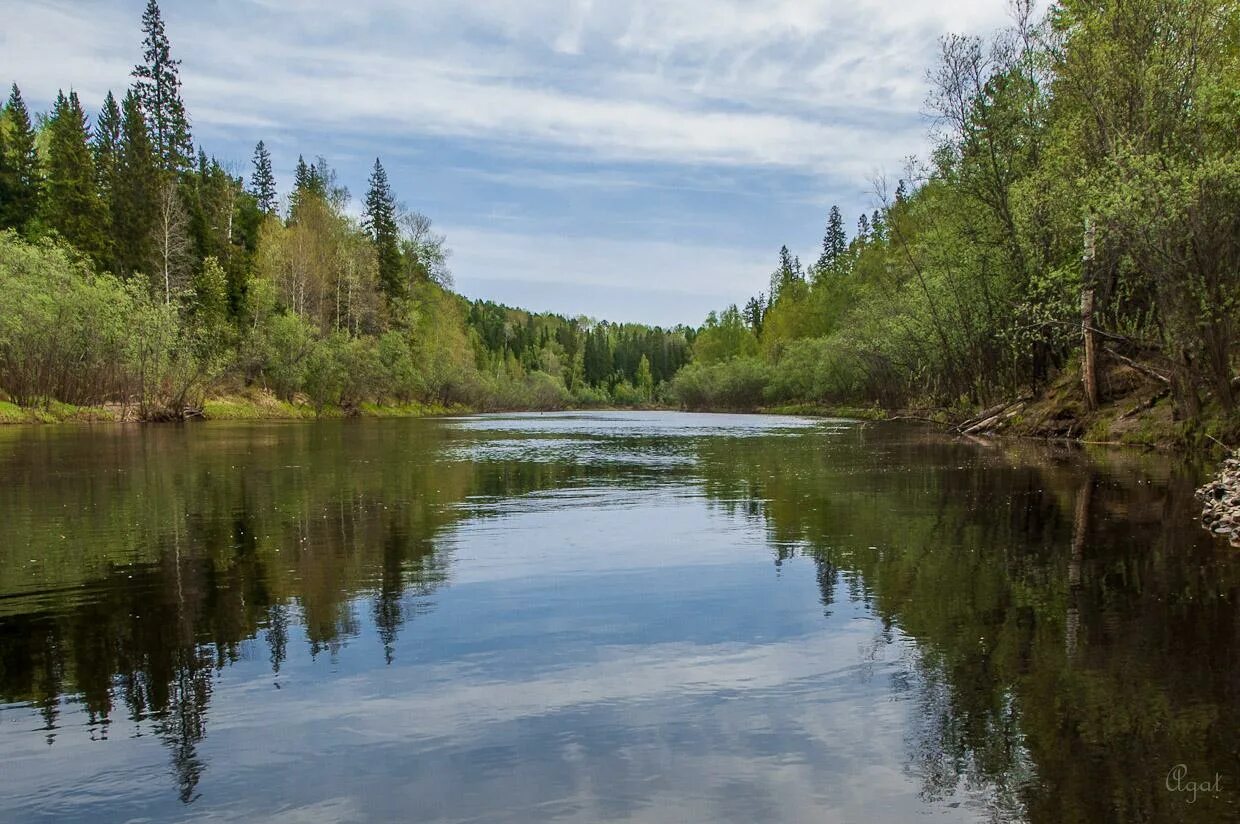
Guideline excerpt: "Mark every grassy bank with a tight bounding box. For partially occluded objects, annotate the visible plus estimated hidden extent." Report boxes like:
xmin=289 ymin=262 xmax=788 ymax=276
xmin=0 ymin=392 xmax=472 ymax=425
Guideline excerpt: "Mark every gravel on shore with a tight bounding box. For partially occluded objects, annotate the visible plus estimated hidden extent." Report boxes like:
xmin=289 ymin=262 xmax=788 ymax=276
xmin=1199 ymin=452 xmax=1240 ymax=546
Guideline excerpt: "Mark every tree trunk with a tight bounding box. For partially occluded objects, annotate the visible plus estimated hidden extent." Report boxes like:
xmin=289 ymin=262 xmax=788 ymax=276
xmin=1081 ymin=217 xmax=1099 ymax=410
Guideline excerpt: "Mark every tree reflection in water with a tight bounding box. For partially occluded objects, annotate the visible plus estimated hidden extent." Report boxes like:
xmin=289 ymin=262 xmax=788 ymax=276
xmin=0 ymin=419 xmax=1235 ymax=822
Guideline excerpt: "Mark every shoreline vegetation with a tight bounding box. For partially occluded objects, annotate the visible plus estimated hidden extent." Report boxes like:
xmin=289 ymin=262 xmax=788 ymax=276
xmin=1 ymin=1 xmax=1237 ymax=459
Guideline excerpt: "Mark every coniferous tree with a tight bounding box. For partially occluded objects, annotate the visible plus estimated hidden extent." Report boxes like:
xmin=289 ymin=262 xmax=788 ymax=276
xmin=856 ymin=213 xmax=871 ymax=244
xmin=0 ymin=108 xmax=7 ymax=212
xmin=112 ymin=89 xmax=159 ymax=278
xmin=0 ymin=84 xmax=42 ymax=233
xmin=743 ymin=294 xmax=765 ymax=334
xmin=132 ymin=0 xmax=192 ymax=174
xmin=187 ymin=148 xmax=237 ymax=264
xmin=43 ymin=90 xmax=107 ymax=262
xmin=93 ymin=91 xmax=122 ymax=265
xmin=363 ymin=157 xmax=402 ymax=302
xmin=249 ymin=140 xmax=277 ymax=214
xmin=771 ymin=244 xmax=803 ymax=302
xmin=816 ymin=205 xmax=847 ymax=277
xmin=93 ymin=91 xmax=122 ymax=194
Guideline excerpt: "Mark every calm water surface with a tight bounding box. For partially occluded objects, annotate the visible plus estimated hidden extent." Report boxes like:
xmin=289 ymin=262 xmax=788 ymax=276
xmin=0 ymin=412 xmax=1237 ymax=822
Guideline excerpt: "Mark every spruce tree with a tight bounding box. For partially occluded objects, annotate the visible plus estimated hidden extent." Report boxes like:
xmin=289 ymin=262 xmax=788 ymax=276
xmin=363 ymin=157 xmax=402 ymax=302
xmin=249 ymin=140 xmax=277 ymax=214
xmin=856 ymin=213 xmax=871 ymax=244
xmin=112 ymin=89 xmax=159 ymax=278
xmin=289 ymin=154 xmax=310 ymax=218
xmin=93 ymin=91 xmax=122 ymax=194
xmin=132 ymin=0 xmax=192 ymax=173
xmin=43 ymin=90 xmax=107 ymax=262
xmin=816 ymin=205 xmax=847 ymax=277
xmin=0 ymin=84 xmax=41 ymax=233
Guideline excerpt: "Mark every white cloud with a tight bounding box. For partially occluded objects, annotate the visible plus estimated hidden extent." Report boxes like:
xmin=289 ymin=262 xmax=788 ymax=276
xmin=2 ymin=0 xmax=1019 ymax=177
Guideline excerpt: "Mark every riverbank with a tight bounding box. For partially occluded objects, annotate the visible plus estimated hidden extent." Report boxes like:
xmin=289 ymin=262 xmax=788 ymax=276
xmin=0 ymin=392 xmax=471 ymax=424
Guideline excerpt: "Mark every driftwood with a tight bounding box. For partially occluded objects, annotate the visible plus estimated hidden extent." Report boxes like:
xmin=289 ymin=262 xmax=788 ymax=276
xmin=960 ymin=400 xmax=1027 ymax=435
xmin=956 ymin=401 xmax=1014 ymax=433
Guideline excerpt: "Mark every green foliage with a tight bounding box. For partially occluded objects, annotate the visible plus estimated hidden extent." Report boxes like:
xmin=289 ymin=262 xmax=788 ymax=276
xmin=668 ymin=357 xmax=770 ymax=410
xmin=693 ymin=306 xmax=758 ymax=365
xmin=688 ymin=0 xmax=1240 ymax=425
xmin=0 ymin=232 xmax=132 ymax=406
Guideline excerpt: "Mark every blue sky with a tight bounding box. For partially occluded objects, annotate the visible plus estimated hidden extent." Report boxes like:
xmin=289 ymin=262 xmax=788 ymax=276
xmin=1 ymin=0 xmax=1018 ymax=327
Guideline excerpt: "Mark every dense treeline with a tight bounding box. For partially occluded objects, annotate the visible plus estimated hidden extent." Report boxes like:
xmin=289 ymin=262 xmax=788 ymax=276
xmin=670 ymin=0 xmax=1239 ymax=436
xmin=0 ymin=1 xmax=689 ymax=419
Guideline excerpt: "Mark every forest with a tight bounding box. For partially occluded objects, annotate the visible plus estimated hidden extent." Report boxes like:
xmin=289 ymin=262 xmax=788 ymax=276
xmin=667 ymin=0 xmax=1239 ymax=444
xmin=1 ymin=0 xmax=1237 ymax=441
xmin=0 ymin=1 xmax=690 ymax=421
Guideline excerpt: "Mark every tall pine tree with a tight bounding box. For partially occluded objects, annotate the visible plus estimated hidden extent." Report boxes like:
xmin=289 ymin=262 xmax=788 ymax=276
xmin=0 ymin=84 xmax=41 ymax=233
xmin=132 ymin=0 xmax=192 ymax=174
xmin=249 ymin=140 xmax=277 ymax=214
xmin=43 ymin=90 xmax=107 ymax=262
xmin=111 ymin=89 xmax=159 ymax=278
xmin=363 ymin=158 xmax=402 ymax=302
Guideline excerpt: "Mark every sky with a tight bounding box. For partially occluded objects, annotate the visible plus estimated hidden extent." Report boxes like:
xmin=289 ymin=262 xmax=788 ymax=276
xmin=0 ymin=0 xmax=1020 ymax=327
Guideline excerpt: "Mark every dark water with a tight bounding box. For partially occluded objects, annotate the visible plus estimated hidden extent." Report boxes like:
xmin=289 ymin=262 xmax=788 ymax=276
xmin=0 ymin=412 xmax=1237 ymax=823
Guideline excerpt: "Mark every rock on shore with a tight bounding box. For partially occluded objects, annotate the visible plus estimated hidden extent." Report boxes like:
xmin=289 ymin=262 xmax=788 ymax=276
xmin=1199 ymin=453 xmax=1240 ymax=546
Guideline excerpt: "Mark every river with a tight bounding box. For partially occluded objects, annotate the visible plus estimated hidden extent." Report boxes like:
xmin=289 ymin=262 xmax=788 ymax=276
xmin=0 ymin=412 xmax=1236 ymax=822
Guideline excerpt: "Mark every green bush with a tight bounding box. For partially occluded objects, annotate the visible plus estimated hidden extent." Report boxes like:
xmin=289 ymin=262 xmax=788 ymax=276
xmin=0 ymin=232 xmax=135 ymax=406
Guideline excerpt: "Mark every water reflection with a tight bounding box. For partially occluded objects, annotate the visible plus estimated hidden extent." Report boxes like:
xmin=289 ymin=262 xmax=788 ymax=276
xmin=0 ymin=414 xmax=1236 ymax=822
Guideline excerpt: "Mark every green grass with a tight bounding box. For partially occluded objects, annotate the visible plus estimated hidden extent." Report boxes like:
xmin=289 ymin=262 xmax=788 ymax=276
xmin=0 ymin=399 xmax=116 ymax=424
xmin=202 ymin=395 xmax=316 ymax=421
xmin=763 ymin=403 xmax=889 ymax=421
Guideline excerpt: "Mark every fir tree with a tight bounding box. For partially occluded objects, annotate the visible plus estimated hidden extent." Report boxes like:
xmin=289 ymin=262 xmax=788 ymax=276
xmin=0 ymin=84 xmax=41 ymax=233
xmin=93 ymin=91 xmax=122 ymax=194
xmin=856 ymin=213 xmax=871 ymax=244
xmin=112 ymin=89 xmax=159 ymax=278
xmin=289 ymin=154 xmax=327 ymax=219
xmin=363 ymin=157 xmax=402 ymax=302
xmin=293 ymin=155 xmax=309 ymax=190
xmin=132 ymin=0 xmax=193 ymax=173
xmin=743 ymin=294 xmax=765 ymax=334
xmin=249 ymin=140 xmax=277 ymax=214
xmin=43 ymin=90 xmax=107 ymax=262
xmin=289 ymin=154 xmax=310 ymax=218
xmin=816 ymin=205 xmax=847 ymax=277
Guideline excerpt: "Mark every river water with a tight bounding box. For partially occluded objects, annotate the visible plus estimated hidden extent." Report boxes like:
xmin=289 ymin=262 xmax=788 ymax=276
xmin=0 ymin=412 xmax=1236 ymax=822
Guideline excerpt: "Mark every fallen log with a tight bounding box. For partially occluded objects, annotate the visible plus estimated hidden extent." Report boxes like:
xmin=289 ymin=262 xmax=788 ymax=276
xmin=1103 ymin=346 xmax=1172 ymax=385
